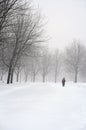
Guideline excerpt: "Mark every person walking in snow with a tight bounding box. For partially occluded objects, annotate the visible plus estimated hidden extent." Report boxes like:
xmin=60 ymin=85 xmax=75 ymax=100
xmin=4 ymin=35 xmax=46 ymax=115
xmin=62 ymin=77 xmax=66 ymax=87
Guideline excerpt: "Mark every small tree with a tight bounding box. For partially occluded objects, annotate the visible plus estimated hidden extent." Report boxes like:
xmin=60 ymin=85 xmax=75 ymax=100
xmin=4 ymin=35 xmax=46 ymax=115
xmin=15 ymin=60 xmax=23 ymax=82
xmin=29 ymin=57 xmax=40 ymax=82
xmin=23 ymin=64 xmax=29 ymax=82
xmin=40 ymin=50 xmax=51 ymax=82
xmin=79 ymin=53 xmax=86 ymax=81
xmin=64 ymin=40 xmax=86 ymax=82
xmin=52 ymin=49 xmax=60 ymax=82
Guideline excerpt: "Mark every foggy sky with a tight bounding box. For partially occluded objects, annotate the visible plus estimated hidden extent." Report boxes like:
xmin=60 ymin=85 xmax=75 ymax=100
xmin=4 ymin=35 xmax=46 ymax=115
xmin=33 ymin=0 xmax=86 ymax=50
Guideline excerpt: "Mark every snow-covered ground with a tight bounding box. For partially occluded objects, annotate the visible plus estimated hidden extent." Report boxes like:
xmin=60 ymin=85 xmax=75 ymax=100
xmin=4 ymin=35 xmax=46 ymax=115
xmin=0 ymin=82 xmax=86 ymax=130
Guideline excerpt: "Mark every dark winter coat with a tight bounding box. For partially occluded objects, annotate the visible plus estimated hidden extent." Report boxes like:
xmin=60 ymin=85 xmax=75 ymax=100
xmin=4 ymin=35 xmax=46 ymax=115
xmin=62 ymin=78 xmax=66 ymax=87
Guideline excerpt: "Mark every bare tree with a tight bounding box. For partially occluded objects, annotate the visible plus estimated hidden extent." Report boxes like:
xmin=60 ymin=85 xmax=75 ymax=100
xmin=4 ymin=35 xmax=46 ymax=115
xmin=52 ymin=49 xmax=60 ymax=82
xmin=79 ymin=53 xmax=86 ymax=81
xmin=64 ymin=40 xmax=86 ymax=82
xmin=0 ymin=67 xmax=6 ymax=81
xmin=0 ymin=0 xmax=18 ymax=32
xmin=40 ymin=50 xmax=51 ymax=82
xmin=29 ymin=57 xmax=40 ymax=82
xmin=0 ymin=0 xmax=45 ymax=84
xmin=0 ymin=53 xmax=7 ymax=81
xmin=0 ymin=0 xmax=19 ymax=82
xmin=15 ymin=60 xmax=23 ymax=82
xmin=24 ymin=64 xmax=29 ymax=82
xmin=0 ymin=0 xmax=22 ymax=82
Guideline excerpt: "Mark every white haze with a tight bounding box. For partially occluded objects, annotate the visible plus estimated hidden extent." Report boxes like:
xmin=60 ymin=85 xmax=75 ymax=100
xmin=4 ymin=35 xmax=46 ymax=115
xmin=33 ymin=0 xmax=86 ymax=50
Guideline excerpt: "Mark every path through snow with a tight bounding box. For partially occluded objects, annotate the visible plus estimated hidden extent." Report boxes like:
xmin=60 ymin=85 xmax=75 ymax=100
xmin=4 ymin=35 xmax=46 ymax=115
xmin=0 ymin=82 xmax=86 ymax=130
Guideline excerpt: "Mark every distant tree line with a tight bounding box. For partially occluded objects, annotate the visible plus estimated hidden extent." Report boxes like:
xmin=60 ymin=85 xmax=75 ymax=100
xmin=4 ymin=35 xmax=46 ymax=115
xmin=1 ymin=38 xmax=86 ymax=83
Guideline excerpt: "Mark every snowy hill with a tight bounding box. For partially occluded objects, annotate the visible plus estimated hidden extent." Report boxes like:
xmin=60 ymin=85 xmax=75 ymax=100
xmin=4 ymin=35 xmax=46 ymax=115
xmin=0 ymin=82 xmax=86 ymax=130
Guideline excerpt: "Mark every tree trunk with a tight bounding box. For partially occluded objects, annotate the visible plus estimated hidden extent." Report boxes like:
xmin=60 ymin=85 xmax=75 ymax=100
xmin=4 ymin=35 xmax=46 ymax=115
xmin=16 ymin=72 xmax=19 ymax=82
xmin=33 ymin=73 xmax=36 ymax=82
xmin=25 ymin=74 xmax=28 ymax=82
xmin=0 ymin=71 xmax=3 ymax=81
xmin=74 ymin=70 xmax=78 ymax=83
xmin=20 ymin=72 xmax=21 ymax=83
xmin=7 ymin=65 xmax=12 ymax=84
xmin=11 ymin=69 xmax=14 ymax=83
xmin=55 ymin=71 xmax=57 ymax=83
xmin=54 ymin=63 xmax=58 ymax=83
xmin=42 ymin=73 xmax=45 ymax=82
xmin=0 ymin=75 xmax=3 ymax=81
